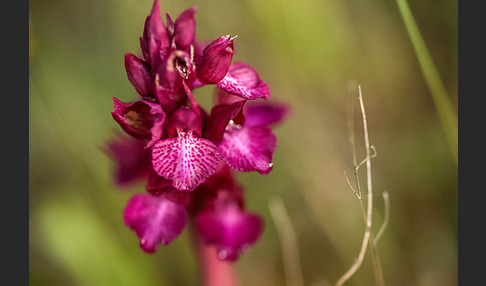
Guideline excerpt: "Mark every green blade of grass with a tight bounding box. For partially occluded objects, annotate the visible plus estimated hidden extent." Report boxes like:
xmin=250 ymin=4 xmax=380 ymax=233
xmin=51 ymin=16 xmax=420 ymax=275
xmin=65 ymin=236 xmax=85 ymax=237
xmin=396 ymin=0 xmax=458 ymax=165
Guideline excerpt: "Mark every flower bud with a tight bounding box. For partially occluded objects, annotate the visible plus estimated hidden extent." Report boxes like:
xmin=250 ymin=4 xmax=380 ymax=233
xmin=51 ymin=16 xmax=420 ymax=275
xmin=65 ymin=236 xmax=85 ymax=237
xmin=173 ymin=7 xmax=197 ymax=50
xmin=124 ymin=53 xmax=153 ymax=97
xmin=140 ymin=0 xmax=170 ymax=69
xmin=197 ymin=35 xmax=235 ymax=84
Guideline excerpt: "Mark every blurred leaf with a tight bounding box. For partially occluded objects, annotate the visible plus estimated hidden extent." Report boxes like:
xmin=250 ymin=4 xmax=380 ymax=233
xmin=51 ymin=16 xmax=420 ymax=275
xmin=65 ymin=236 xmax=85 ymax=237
xmin=396 ymin=0 xmax=458 ymax=165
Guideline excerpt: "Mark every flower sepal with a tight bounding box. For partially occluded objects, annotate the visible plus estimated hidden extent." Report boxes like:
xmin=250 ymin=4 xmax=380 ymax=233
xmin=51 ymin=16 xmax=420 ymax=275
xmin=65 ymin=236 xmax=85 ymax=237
xmin=123 ymin=193 xmax=188 ymax=253
xmin=197 ymin=35 xmax=236 ymax=84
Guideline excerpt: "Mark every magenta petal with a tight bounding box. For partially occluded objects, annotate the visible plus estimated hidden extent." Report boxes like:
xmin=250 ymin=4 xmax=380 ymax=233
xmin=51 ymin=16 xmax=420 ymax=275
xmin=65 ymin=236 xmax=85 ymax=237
xmin=217 ymin=62 xmax=270 ymax=100
xmin=167 ymin=107 xmax=203 ymax=138
xmin=155 ymin=49 xmax=196 ymax=101
xmin=196 ymin=205 xmax=263 ymax=261
xmin=219 ymin=125 xmax=276 ymax=174
xmin=147 ymin=171 xmax=174 ymax=195
xmin=104 ymin=135 xmax=152 ymax=186
xmin=243 ymin=100 xmax=290 ymax=127
xmin=205 ymin=100 xmax=245 ymax=143
xmin=173 ymin=7 xmax=197 ymax=50
xmin=189 ymin=77 xmax=206 ymax=89
xmin=146 ymin=172 xmax=190 ymax=204
xmin=152 ymin=131 xmax=220 ymax=191
xmin=111 ymin=98 xmax=166 ymax=142
xmin=192 ymin=37 xmax=207 ymax=63
xmin=197 ymin=35 xmax=235 ymax=84
xmin=216 ymin=88 xmax=248 ymax=105
xmin=155 ymin=50 xmax=183 ymax=100
xmin=124 ymin=193 xmax=188 ymax=253
xmin=193 ymin=163 xmax=245 ymax=212
xmin=124 ymin=53 xmax=153 ymax=97
xmin=145 ymin=112 xmax=165 ymax=148
xmin=145 ymin=102 xmax=166 ymax=148
xmin=141 ymin=0 xmax=170 ymax=69
xmin=165 ymin=13 xmax=175 ymax=36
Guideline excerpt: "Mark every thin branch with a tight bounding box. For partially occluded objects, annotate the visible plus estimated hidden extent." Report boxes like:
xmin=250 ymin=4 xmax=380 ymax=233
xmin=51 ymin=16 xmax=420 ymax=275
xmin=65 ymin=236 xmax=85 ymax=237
xmin=344 ymin=171 xmax=361 ymax=199
xmin=373 ymin=191 xmax=390 ymax=246
xmin=368 ymin=235 xmax=385 ymax=286
xmin=335 ymin=85 xmax=377 ymax=286
xmin=346 ymin=83 xmax=361 ymax=199
xmin=356 ymin=145 xmax=377 ymax=170
xmin=268 ymin=196 xmax=305 ymax=286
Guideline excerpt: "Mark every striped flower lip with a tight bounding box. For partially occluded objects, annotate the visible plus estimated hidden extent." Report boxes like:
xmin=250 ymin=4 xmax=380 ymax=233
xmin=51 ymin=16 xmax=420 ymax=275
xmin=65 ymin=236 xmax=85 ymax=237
xmin=152 ymin=130 xmax=220 ymax=191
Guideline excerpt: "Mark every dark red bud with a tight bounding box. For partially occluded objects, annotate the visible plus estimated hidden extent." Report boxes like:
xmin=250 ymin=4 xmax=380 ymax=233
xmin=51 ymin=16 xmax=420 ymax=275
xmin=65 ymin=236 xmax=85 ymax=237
xmin=125 ymin=53 xmax=153 ymax=97
xmin=173 ymin=7 xmax=197 ymax=50
xmin=197 ymin=35 xmax=235 ymax=84
xmin=141 ymin=0 xmax=170 ymax=69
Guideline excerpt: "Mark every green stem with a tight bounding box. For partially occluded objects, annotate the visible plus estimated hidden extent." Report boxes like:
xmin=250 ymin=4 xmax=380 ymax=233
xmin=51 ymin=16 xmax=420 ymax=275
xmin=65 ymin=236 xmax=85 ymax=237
xmin=396 ymin=0 xmax=458 ymax=165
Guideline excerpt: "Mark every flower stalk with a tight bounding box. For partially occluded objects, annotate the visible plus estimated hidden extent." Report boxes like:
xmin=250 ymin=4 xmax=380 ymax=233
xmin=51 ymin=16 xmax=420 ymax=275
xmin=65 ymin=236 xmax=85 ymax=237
xmin=191 ymin=224 xmax=239 ymax=286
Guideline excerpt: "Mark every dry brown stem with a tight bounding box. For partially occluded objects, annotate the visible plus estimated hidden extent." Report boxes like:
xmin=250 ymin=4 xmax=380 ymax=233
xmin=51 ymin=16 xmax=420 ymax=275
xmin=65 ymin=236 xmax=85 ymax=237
xmin=335 ymin=85 xmax=386 ymax=286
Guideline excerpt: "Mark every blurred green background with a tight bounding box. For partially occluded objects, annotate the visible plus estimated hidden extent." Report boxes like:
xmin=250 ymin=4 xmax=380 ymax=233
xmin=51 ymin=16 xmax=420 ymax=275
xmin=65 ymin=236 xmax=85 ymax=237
xmin=29 ymin=0 xmax=457 ymax=285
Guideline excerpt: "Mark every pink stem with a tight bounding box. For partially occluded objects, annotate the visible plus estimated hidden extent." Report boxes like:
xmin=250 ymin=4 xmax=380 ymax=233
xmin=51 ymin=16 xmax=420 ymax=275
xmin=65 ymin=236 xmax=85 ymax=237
xmin=190 ymin=224 xmax=239 ymax=286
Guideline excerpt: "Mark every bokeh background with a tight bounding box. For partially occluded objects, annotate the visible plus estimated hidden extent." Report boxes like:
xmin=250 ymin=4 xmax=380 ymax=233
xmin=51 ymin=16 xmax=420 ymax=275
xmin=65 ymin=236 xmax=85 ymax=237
xmin=29 ymin=0 xmax=457 ymax=285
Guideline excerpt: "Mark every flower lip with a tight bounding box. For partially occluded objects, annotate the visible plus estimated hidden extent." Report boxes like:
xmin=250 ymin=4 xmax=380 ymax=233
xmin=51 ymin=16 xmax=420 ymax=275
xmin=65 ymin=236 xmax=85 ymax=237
xmin=123 ymin=193 xmax=188 ymax=253
xmin=152 ymin=130 xmax=220 ymax=191
xmin=218 ymin=124 xmax=276 ymax=174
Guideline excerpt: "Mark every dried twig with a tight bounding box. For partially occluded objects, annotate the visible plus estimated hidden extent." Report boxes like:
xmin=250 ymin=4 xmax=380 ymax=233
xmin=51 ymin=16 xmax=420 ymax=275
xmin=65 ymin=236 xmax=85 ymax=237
xmin=344 ymin=171 xmax=361 ymax=199
xmin=373 ymin=191 xmax=390 ymax=246
xmin=335 ymin=85 xmax=386 ymax=286
xmin=368 ymin=192 xmax=390 ymax=286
